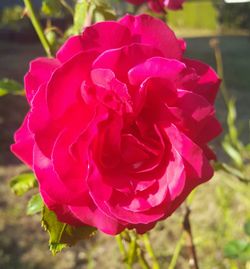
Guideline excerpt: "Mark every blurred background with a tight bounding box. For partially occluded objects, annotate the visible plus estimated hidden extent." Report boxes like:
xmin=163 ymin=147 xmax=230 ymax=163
xmin=0 ymin=0 xmax=250 ymax=268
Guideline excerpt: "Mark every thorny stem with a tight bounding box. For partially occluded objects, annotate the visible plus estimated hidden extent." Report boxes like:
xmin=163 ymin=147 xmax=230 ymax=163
xmin=142 ymin=234 xmax=160 ymax=269
xmin=23 ymin=0 xmax=52 ymax=57
xmin=183 ymin=205 xmax=200 ymax=269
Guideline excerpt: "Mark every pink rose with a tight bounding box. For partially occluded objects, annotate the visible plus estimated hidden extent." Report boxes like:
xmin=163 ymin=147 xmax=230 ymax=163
xmin=126 ymin=0 xmax=185 ymax=13
xmin=11 ymin=14 xmax=221 ymax=235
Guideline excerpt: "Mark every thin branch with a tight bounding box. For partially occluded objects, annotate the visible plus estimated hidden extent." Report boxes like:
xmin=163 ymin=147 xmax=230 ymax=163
xmin=183 ymin=205 xmax=200 ymax=269
xmin=142 ymin=234 xmax=160 ymax=269
xmin=23 ymin=0 xmax=52 ymax=57
xmin=168 ymin=231 xmax=185 ymax=269
xmin=59 ymin=0 xmax=74 ymax=16
xmin=116 ymin=234 xmax=132 ymax=269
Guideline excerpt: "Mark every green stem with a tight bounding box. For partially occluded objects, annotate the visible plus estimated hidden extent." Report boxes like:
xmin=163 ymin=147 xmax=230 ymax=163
xmin=23 ymin=0 xmax=52 ymax=57
xmin=60 ymin=0 xmax=74 ymax=16
xmin=136 ymin=247 xmax=151 ymax=269
xmin=168 ymin=232 xmax=185 ymax=269
xmin=210 ymin=38 xmax=230 ymax=107
xmin=183 ymin=205 xmax=200 ymax=269
xmin=127 ymin=232 xmax=137 ymax=266
xmin=142 ymin=234 xmax=160 ymax=269
xmin=116 ymin=234 xmax=132 ymax=269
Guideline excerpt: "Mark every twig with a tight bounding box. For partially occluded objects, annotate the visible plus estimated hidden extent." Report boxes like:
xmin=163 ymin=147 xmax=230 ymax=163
xmin=142 ymin=234 xmax=160 ymax=269
xmin=137 ymin=246 xmax=151 ymax=269
xmin=59 ymin=0 xmax=74 ymax=16
xmin=168 ymin=231 xmax=185 ymax=269
xmin=183 ymin=205 xmax=200 ymax=269
xmin=116 ymin=234 xmax=132 ymax=269
xmin=23 ymin=0 xmax=52 ymax=57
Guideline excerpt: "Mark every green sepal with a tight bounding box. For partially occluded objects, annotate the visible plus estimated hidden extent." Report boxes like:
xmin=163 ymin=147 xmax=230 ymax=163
xmin=27 ymin=193 xmax=44 ymax=215
xmin=0 ymin=78 xmax=24 ymax=97
xmin=42 ymin=206 xmax=96 ymax=255
xmin=10 ymin=173 xmax=37 ymax=196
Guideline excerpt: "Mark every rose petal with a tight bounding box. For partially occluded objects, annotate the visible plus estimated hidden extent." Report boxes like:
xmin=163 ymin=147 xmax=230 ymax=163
xmin=25 ymin=58 xmax=60 ymax=103
xmin=119 ymin=14 xmax=182 ymax=59
xmin=11 ymin=114 xmax=34 ymax=167
xmin=47 ymin=50 xmax=99 ymax=119
xmin=183 ymin=58 xmax=221 ymax=104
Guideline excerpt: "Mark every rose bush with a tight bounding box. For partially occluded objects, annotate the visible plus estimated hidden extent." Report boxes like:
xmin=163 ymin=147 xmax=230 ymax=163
xmin=125 ymin=0 xmax=185 ymax=13
xmin=11 ymin=14 xmax=221 ymax=235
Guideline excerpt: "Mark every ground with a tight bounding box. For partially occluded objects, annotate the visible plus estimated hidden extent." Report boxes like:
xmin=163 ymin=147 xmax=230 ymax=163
xmin=0 ymin=35 xmax=250 ymax=269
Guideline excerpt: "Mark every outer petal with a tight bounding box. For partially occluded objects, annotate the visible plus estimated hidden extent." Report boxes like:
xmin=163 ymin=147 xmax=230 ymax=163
xmin=93 ymin=43 xmax=162 ymax=83
xmin=47 ymin=50 xmax=99 ymax=119
xmin=57 ymin=22 xmax=131 ymax=63
xmin=164 ymin=124 xmax=213 ymax=182
xmin=33 ymin=144 xmax=87 ymax=206
xmin=11 ymin=114 xmax=34 ymax=168
xmin=24 ymin=58 xmax=60 ymax=103
xmin=128 ymin=57 xmax=186 ymax=86
xmin=41 ymin=190 xmax=83 ymax=226
xmin=164 ymin=0 xmax=185 ymax=10
xmin=183 ymin=58 xmax=221 ymax=104
xmin=119 ymin=14 xmax=182 ymax=59
xmin=69 ymin=194 xmax=126 ymax=235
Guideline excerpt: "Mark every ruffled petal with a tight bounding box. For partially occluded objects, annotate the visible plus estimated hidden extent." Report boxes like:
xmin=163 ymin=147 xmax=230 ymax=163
xmin=11 ymin=114 xmax=34 ymax=167
xmin=164 ymin=124 xmax=213 ymax=182
xmin=47 ymin=50 xmax=99 ymax=119
xmin=119 ymin=14 xmax=182 ymax=59
xmin=183 ymin=58 xmax=221 ymax=104
xmin=69 ymin=194 xmax=126 ymax=235
xmin=33 ymin=144 xmax=87 ymax=206
xmin=93 ymin=43 xmax=162 ymax=83
xmin=24 ymin=58 xmax=60 ymax=103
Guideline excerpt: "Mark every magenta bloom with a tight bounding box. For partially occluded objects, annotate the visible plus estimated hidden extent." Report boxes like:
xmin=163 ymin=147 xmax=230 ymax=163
xmin=12 ymin=14 xmax=221 ymax=235
xmin=126 ymin=0 xmax=185 ymax=13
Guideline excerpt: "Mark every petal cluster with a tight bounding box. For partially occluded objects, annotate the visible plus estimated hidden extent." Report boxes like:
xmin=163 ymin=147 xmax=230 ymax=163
xmin=126 ymin=0 xmax=186 ymax=13
xmin=12 ymin=14 xmax=221 ymax=235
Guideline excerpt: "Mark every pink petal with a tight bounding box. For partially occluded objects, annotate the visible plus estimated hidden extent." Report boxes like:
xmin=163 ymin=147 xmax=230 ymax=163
xmin=183 ymin=58 xmax=221 ymax=104
xmin=164 ymin=124 xmax=214 ymax=182
xmin=24 ymin=58 xmax=60 ymax=103
xmin=57 ymin=35 xmax=85 ymax=62
xmin=164 ymin=0 xmax=185 ymax=10
xmin=11 ymin=114 xmax=34 ymax=168
xmin=128 ymin=57 xmax=186 ymax=86
xmin=93 ymin=43 xmax=162 ymax=83
xmin=69 ymin=194 xmax=126 ymax=235
xmin=119 ymin=14 xmax=182 ymax=59
xmin=47 ymin=50 xmax=99 ymax=119
xmin=41 ymin=190 xmax=82 ymax=226
xmin=33 ymin=144 xmax=87 ymax=206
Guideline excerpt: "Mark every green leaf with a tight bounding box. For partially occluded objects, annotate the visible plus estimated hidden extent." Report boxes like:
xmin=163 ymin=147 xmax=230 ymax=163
xmin=244 ymin=220 xmax=250 ymax=237
xmin=73 ymin=0 xmax=89 ymax=34
xmin=93 ymin=0 xmax=116 ymax=22
xmin=41 ymin=0 xmax=62 ymax=17
xmin=10 ymin=173 xmax=37 ymax=196
xmin=224 ymin=240 xmax=250 ymax=261
xmin=226 ymin=98 xmax=244 ymax=151
xmin=42 ymin=206 xmax=96 ymax=255
xmin=222 ymin=140 xmax=243 ymax=168
xmin=27 ymin=193 xmax=43 ymax=215
xmin=0 ymin=78 xmax=24 ymax=97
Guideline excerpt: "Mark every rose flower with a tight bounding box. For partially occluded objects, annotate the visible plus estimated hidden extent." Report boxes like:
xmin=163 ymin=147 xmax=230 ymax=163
xmin=125 ymin=0 xmax=186 ymax=13
xmin=12 ymin=14 xmax=221 ymax=235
